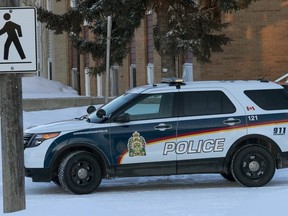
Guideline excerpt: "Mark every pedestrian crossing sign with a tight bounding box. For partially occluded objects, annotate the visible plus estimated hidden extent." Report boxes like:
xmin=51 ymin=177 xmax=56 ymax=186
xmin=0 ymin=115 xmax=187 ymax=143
xmin=0 ymin=7 xmax=37 ymax=73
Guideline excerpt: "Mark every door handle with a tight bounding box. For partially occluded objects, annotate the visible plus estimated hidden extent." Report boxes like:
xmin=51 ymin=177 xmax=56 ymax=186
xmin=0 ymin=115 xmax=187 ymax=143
xmin=223 ymin=118 xmax=241 ymax=126
xmin=154 ymin=123 xmax=172 ymax=131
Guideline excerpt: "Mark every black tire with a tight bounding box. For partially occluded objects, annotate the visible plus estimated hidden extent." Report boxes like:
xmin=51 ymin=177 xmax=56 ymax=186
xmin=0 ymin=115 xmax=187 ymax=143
xmin=231 ymin=144 xmax=275 ymax=187
xmin=58 ymin=151 xmax=102 ymax=194
xmin=220 ymin=172 xmax=236 ymax=182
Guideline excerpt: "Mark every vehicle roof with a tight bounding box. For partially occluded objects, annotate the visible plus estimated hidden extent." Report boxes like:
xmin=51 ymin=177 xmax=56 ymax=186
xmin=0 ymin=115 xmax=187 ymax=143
xmin=127 ymin=80 xmax=283 ymax=94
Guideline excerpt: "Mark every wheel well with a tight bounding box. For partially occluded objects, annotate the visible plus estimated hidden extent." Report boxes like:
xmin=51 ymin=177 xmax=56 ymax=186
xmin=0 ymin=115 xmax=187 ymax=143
xmin=224 ymin=135 xmax=282 ymax=172
xmin=50 ymin=145 xmax=110 ymax=180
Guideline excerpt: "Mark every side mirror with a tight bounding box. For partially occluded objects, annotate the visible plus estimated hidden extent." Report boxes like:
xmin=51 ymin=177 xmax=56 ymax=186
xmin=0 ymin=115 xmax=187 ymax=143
xmin=115 ymin=113 xmax=130 ymax=123
xmin=96 ymin=109 xmax=106 ymax=118
xmin=87 ymin=105 xmax=96 ymax=114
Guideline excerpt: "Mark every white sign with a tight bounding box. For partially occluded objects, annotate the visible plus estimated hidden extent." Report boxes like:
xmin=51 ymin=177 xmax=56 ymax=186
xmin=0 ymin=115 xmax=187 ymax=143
xmin=0 ymin=7 xmax=37 ymax=73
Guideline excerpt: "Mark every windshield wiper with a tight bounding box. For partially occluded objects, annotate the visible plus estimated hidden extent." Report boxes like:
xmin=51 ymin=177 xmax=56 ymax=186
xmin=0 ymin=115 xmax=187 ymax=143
xmin=75 ymin=115 xmax=88 ymax=120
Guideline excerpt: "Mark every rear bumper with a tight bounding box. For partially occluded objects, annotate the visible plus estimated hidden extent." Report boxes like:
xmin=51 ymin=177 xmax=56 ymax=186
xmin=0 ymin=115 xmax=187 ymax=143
xmin=279 ymin=152 xmax=288 ymax=168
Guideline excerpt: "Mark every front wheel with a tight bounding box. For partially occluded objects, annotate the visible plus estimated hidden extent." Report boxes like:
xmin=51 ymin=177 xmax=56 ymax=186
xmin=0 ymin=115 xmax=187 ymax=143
xmin=220 ymin=172 xmax=235 ymax=182
xmin=231 ymin=144 xmax=275 ymax=187
xmin=58 ymin=151 xmax=102 ymax=194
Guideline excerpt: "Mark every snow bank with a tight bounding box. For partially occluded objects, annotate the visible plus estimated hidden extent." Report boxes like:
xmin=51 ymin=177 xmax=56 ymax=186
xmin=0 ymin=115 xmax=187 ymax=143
xmin=22 ymin=76 xmax=79 ymax=98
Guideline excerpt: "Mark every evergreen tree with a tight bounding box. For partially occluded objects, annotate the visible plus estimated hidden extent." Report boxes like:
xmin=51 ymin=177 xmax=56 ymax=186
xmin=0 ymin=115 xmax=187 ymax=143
xmin=149 ymin=0 xmax=259 ymax=77
xmin=37 ymin=0 xmax=259 ymax=77
xmin=38 ymin=0 xmax=146 ymax=74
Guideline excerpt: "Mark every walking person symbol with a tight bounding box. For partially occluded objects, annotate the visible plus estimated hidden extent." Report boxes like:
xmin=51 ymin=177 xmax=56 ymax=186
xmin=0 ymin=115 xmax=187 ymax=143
xmin=0 ymin=12 xmax=26 ymax=60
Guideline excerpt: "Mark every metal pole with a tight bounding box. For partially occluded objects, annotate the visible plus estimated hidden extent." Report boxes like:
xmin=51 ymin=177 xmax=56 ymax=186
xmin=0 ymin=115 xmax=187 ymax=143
xmin=105 ymin=16 xmax=112 ymax=104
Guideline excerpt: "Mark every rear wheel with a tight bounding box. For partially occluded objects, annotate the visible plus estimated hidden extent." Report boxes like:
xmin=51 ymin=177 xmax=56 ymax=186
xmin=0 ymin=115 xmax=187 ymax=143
xmin=58 ymin=151 xmax=102 ymax=194
xmin=231 ymin=144 xmax=275 ymax=187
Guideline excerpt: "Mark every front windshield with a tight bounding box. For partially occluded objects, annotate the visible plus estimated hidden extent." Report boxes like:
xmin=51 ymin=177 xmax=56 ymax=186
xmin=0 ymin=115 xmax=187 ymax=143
xmin=87 ymin=93 xmax=139 ymax=123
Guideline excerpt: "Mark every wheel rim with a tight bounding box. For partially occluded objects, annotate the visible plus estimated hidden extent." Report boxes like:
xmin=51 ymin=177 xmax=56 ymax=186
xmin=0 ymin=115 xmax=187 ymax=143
xmin=71 ymin=160 xmax=94 ymax=187
xmin=241 ymin=153 xmax=267 ymax=179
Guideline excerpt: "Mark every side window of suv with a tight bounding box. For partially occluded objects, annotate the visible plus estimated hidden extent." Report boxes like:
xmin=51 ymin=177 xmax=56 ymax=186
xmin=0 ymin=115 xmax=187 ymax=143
xmin=179 ymin=91 xmax=236 ymax=117
xmin=124 ymin=93 xmax=174 ymax=121
xmin=244 ymin=89 xmax=288 ymax=110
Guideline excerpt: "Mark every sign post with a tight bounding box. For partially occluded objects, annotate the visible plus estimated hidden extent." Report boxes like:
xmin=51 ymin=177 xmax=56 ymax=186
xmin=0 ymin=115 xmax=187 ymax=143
xmin=0 ymin=7 xmax=37 ymax=213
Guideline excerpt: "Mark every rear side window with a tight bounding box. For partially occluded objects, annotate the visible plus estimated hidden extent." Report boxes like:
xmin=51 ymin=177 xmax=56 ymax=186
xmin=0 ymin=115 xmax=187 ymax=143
xmin=179 ymin=91 xmax=236 ymax=117
xmin=244 ymin=89 xmax=288 ymax=110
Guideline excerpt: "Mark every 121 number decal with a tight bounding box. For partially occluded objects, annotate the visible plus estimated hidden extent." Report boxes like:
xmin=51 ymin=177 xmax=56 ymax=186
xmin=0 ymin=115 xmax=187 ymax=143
xmin=248 ymin=115 xmax=258 ymax=121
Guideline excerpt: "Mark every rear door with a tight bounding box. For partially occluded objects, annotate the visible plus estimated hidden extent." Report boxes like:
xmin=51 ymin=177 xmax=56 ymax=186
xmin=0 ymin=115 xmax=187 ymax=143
xmin=175 ymin=89 xmax=247 ymax=173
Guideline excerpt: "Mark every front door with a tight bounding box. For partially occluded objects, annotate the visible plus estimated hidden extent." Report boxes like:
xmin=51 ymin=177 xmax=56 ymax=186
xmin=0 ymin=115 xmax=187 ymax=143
xmin=109 ymin=92 xmax=178 ymax=177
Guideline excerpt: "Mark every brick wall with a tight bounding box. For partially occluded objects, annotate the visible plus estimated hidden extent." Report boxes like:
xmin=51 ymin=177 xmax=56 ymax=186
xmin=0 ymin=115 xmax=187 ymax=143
xmin=118 ymin=15 xmax=163 ymax=93
xmin=74 ymin=0 xmax=288 ymax=97
xmin=51 ymin=0 xmax=70 ymax=86
xmin=134 ymin=19 xmax=148 ymax=86
xmin=194 ymin=0 xmax=288 ymax=82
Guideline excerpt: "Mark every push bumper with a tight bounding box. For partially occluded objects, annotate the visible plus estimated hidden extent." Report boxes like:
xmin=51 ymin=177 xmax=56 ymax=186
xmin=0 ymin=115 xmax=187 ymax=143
xmin=25 ymin=167 xmax=52 ymax=182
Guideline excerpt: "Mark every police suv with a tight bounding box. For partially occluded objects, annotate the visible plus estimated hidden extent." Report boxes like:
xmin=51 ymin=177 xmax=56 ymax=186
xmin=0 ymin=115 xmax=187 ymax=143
xmin=24 ymin=79 xmax=288 ymax=194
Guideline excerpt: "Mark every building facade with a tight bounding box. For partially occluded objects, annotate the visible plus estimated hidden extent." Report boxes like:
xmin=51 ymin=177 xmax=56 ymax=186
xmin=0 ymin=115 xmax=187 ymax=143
xmin=194 ymin=0 xmax=288 ymax=82
xmin=31 ymin=0 xmax=288 ymax=97
xmin=26 ymin=0 xmax=70 ymax=85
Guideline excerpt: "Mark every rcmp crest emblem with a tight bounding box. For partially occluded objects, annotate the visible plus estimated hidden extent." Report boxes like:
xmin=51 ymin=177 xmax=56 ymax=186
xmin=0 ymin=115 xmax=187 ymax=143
xmin=127 ymin=131 xmax=147 ymax=157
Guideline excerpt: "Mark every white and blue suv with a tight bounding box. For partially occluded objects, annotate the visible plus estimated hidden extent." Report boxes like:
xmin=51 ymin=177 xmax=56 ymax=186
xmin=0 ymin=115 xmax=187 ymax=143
xmin=24 ymin=79 xmax=288 ymax=194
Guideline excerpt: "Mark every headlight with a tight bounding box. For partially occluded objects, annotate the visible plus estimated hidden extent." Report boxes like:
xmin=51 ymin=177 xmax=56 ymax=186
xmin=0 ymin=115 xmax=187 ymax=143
xmin=26 ymin=132 xmax=60 ymax=148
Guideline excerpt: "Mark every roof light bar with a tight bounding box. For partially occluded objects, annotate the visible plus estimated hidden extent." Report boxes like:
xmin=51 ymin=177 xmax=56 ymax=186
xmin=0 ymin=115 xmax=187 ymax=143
xmin=161 ymin=77 xmax=185 ymax=89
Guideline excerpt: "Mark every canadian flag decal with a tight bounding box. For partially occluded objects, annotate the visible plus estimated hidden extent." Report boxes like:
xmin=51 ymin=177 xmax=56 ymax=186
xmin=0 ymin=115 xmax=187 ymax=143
xmin=246 ymin=106 xmax=255 ymax=111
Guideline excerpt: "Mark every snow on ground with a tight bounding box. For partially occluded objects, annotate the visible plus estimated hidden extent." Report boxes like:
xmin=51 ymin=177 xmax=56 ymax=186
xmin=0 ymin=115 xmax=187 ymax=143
xmin=1 ymin=76 xmax=288 ymax=215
